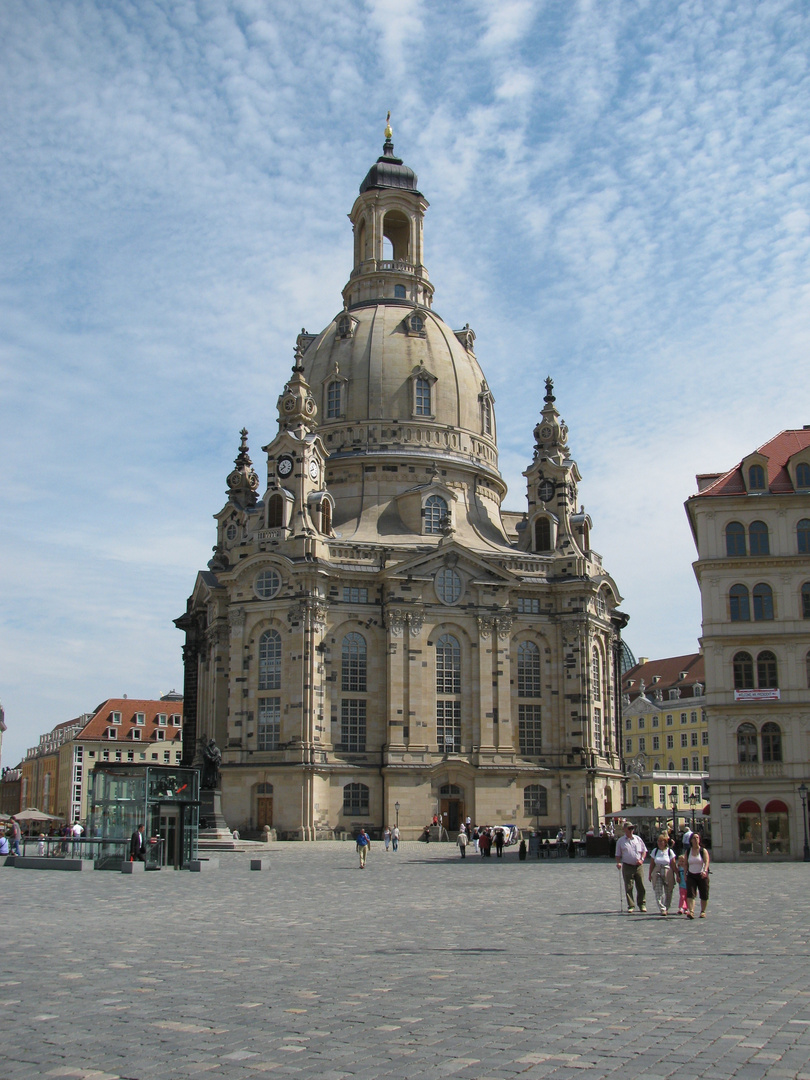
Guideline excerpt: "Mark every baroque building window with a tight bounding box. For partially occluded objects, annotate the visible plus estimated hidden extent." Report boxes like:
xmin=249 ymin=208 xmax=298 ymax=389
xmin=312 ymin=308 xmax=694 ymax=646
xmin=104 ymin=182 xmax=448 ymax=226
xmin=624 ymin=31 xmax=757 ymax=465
xmin=424 ymin=495 xmax=447 ymax=534
xmin=797 ymin=518 xmax=810 ymax=553
xmin=258 ymin=630 xmax=282 ymax=690
xmin=749 ymin=520 xmax=770 ymax=556
xmin=343 ymin=783 xmax=369 ymax=814
xmin=726 ymin=521 xmax=746 ymax=556
xmin=729 ymin=584 xmax=750 ymax=621
xmin=737 ymin=723 xmax=758 ymax=763
xmin=524 ymin=783 xmax=547 ymax=817
xmin=436 ymin=634 xmax=461 ymax=751
xmin=518 ymin=704 xmax=542 ymax=755
xmin=761 ymin=721 xmax=782 ymax=763
xmin=257 ymin=698 xmax=280 ymax=750
xmin=752 ymin=583 xmax=774 ymax=621
xmin=748 ymin=464 xmax=766 ymax=490
xmin=517 ymin=641 xmax=542 ymax=697
xmin=733 ymin=651 xmax=754 ymax=690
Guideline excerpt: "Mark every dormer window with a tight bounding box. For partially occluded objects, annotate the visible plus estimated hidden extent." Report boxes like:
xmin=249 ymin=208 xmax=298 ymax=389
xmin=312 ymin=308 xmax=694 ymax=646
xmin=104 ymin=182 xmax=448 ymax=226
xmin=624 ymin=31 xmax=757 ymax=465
xmin=326 ymin=381 xmax=342 ymax=419
xmin=134 ymin=713 xmax=145 ymax=726
xmin=130 ymin=728 xmax=141 ymax=741
xmin=425 ymin=495 xmax=448 ymax=534
xmin=796 ymin=462 xmax=810 ymax=489
xmin=336 ymin=313 xmax=355 ymax=339
xmin=748 ymin=464 xmax=766 ymax=490
xmin=415 ymin=377 xmax=431 ymax=414
xmin=110 ymin=712 xmax=122 ymax=725
xmin=404 ymin=309 xmax=428 ymax=338
xmin=106 ymin=727 xmax=117 ymax=740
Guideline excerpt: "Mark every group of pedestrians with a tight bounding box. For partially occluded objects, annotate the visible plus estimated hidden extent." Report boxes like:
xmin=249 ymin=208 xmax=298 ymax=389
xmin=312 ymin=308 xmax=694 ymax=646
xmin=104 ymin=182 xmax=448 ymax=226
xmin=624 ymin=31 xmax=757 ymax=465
xmin=616 ymin=821 xmax=710 ymax=918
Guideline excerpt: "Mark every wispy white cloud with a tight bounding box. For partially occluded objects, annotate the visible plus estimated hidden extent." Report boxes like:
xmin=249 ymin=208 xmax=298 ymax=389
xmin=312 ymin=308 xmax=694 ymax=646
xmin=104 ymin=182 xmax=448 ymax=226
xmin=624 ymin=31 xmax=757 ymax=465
xmin=2 ymin=0 xmax=810 ymax=765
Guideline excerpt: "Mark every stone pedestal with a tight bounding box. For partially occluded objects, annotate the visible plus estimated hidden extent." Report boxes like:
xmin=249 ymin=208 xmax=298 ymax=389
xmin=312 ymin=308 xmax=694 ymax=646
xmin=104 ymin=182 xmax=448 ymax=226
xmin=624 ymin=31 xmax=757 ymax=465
xmin=198 ymin=788 xmax=237 ymax=850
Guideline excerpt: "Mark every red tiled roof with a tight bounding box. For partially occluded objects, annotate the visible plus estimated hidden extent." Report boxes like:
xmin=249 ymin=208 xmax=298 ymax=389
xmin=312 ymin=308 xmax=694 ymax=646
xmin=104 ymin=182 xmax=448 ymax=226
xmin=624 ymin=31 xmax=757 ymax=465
xmin=694 ymin=429 xmax=810 ymax=498
xmin=622 ymin=653 xmax=704 ymax=701
xmin=77 ymin=699 xmax=183 ymax=744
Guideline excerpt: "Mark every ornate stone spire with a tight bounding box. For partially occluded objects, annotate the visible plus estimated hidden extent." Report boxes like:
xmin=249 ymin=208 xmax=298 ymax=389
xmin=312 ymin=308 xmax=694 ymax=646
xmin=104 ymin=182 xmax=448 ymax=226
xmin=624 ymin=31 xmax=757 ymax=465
xmin=226 ymin=428 xmax=259 ymax=506
xmin=533 ymin=376 xmax=570 ymax=458
xmin=277 ymin=345 xmax=318 ymax=434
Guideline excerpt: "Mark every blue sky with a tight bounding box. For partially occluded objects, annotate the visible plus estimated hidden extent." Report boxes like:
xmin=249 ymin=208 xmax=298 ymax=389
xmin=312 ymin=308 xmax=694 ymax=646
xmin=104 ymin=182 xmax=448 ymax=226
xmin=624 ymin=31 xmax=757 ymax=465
xmin=2 ymin=0 xmax=810 ymax=769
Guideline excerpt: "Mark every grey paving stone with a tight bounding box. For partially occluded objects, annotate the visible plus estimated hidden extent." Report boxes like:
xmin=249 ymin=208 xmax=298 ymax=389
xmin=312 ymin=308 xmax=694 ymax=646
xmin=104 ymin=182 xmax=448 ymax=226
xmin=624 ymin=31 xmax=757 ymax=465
xmin=1 ymin=849 xmax=809 ymax=1080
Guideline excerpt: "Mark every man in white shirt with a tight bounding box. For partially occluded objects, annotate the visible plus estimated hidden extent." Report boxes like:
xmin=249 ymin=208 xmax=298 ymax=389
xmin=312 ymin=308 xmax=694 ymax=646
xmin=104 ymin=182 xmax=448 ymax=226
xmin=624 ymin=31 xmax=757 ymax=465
xmin=615 ymin=822 xmax=648 ymax=913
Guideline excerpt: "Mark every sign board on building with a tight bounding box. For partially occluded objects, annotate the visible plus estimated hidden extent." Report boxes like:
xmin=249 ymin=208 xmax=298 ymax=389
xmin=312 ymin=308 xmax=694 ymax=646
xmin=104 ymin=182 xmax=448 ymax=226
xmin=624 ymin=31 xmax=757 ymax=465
xmin=733 ymin=688 xmax=781 ymax=702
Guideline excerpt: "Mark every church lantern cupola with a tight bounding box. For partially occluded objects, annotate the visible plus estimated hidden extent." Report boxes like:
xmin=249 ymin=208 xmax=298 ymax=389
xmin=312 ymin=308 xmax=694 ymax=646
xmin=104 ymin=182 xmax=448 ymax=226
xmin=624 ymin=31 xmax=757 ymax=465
xmin=226 ymin=428 xmax=259 ymax=508
xmin=342 ymin=115 xmax=434 ymax=310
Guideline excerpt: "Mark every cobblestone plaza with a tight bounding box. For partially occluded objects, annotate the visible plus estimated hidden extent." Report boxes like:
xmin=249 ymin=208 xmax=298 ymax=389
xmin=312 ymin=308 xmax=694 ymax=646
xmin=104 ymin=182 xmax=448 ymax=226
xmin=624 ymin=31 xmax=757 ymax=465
xmin=1 ymin=845 xmax=809 ymax=1080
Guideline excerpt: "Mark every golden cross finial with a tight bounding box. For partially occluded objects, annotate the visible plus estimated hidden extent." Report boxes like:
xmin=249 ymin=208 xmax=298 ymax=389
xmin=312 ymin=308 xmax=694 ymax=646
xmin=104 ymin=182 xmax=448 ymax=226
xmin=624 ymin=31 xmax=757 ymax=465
xmin=384 ymin=111 xmax=393 ymax=140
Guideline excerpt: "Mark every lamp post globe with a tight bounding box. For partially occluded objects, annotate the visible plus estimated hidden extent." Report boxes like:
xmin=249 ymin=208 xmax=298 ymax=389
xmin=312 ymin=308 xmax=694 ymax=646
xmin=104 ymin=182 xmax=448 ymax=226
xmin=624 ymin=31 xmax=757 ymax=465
xmin=799 ymin=784 xmax=809 ymax=862
xmin=394 ymin=801 xmax=400 ymax=830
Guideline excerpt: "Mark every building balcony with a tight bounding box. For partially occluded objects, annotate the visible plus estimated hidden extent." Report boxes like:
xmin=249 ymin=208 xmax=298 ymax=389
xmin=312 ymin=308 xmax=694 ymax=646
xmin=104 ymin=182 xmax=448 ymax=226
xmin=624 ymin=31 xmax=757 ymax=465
xmin=735 ymin=762 xmax=784 ymax=778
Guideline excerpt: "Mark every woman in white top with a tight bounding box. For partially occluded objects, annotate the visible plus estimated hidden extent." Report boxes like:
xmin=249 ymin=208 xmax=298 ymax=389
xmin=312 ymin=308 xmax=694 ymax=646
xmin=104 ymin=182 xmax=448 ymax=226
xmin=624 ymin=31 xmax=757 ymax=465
xmin=648 ymin=833 xmax=677 ymax=916
xmin=685 ymin=832 xmax=710 ymax=919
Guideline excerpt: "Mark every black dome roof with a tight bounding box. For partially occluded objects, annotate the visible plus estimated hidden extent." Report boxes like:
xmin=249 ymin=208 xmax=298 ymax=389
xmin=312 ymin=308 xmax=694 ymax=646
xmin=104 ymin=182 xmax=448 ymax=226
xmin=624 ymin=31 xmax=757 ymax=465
xmin=359 ymin=139 xmax=421 ymax=195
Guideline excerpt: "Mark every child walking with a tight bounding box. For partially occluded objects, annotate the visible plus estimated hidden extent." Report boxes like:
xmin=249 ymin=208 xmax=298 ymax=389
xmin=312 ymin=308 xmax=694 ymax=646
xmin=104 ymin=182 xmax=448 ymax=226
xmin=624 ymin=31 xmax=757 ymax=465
xmin=676 ymin=855 xmax=688 ymax=914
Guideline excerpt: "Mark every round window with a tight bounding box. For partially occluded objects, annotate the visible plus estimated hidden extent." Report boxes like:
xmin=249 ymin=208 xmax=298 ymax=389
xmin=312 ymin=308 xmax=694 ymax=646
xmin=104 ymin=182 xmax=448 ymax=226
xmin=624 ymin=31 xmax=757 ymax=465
xmin=254 ymin=569 xmax=282 ymax=599
xmin=435 ymin=567 xmax=462 ymax=604
xmin=225 ymin=524 xmax=238 ymax=541
xmin=410 ymin=314 xmax=424 ymax=333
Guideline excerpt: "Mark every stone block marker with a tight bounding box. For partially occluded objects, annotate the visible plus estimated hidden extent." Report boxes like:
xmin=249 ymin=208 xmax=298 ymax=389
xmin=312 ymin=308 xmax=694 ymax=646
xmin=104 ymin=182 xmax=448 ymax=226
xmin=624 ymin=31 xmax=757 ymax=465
xmin=9 ymin=856 xmax=85 ymax=871
xmin=121 ymin=861 xmax=146 ymax=874
xmin=250 ymin=858 xmax=262 ymax=870
xmin=189 ymin=858 xmax=220 ymax=872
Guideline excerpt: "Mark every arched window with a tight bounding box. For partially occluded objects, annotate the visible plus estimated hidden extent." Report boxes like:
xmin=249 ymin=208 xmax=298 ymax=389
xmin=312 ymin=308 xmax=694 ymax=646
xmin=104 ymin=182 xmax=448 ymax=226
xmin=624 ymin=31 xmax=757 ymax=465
xmin=726 ymin=521 xmax=746 ymax=556
xmin=524 ymin=784 xmax=548 ymax=817
xmin=257 ymin=698 xmax=280 ymax=750
xmin=343 ymin=783 xmax=369 ymax=814
xmin=733 ymin=651 xmax=754 ymax=690
xmin=435 ymin=567 xmax=462 ymax=604
xmin=806 ymin=650 xmax=810 ymax=688
xmin=258 ymin=630 xmax=282 ymax=690
xmin=737 ymin=799 xmax=762 ymax=856
xmin=424 ymin=495 xmax=447 ymax=534
xmin=436 ymin=634 xmax=461 ymax=751
xmin=592 ymin=648 xmax=601 ymax=701
xmin=342 ymin=633 xmax=367 ymax=692
xmin=798 ymin=518 xmax=810 ymax=553
xmin=481 ymin=396 xmax=492 ymax=436
xmin=737 ymin=723 xmax=758 ymax=763
xmin=752 ymin=583 xmax=774 ymax=621
xmin=436 ymin=635 xmax=461 ymax=695
xmin=749 ymin=520 xmax=770 ymax=556
xmin=415 ymin=375 xmax=431 ymax=414
xmin=256 ymin=782 xmax=273 ymax=794
xmin=796 ymin=463 xmax=810 ymax=488
xmin=761 ymin=722 xmax=782 ymax=762
xmin=517 ymin=641 xmax=541 ymax=697
xmin=534 ymin=517 xmax=551 ymax=551
xmin=326 ymin=382 xmax=341 ymax=418
xmin=321 ymin=499 xmax=332 ymax=535
xmin=729 ymin=584 xmax=750 ymax=621
xmin=394 ymin=284 xmax=406 ymax=299
xmin=757 ymin=650 xmax=778 ymax=688
xmin=748 ymin=464 xmax=766 ymax=490
xmin=267 ymin=493 xmax=284 ymax=529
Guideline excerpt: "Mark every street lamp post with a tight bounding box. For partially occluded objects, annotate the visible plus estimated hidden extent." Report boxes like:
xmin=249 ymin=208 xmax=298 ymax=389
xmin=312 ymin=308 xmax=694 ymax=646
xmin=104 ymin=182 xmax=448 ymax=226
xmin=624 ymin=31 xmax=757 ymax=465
xmin=688 ymin=791 xmax=699 ymax=831
xmin=394 ymin=801 xmax=400 ymax=831
xmin=799 ymin=784 xmax=810 ymax=862
xmin=670 ymin=787 xmax=679 ymax=848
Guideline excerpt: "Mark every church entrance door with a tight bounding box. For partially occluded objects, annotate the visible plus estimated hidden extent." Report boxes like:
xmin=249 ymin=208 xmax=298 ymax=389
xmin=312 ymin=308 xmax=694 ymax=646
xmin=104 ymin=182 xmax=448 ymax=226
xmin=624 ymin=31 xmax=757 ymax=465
xmin=440 ymin=798 xmax=464 ymax=832
xmin=257 ymin=797 xmax=273 ymax=829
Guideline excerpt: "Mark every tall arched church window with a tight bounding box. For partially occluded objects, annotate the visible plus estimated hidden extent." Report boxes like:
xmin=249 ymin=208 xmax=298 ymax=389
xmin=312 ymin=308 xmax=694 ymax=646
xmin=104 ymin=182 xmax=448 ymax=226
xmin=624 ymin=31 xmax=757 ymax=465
xmin=267 ymin=494 xmax=284 ymax=529
xmin=761 ymin=722 xmax=782 ymax=763
xmin=797 ymin=463 xmax=810 ymax=488
xmin=424 ymin=495 xmax=447 ymax=534
xmin=749 ymin=520 xmax=770 ymax=555
xmin=342 ymin=633 xmax=367 ymax=692
xmin=733 ymin=651 xmax=754 ymax=690
xmin=592 ymin=648 xmax=601 ymax=700
xmin=436 ymin=634 xmax=461 ymax=752
xmin=804 ymin=582 xmax=810 ymax=619
xmin=757 ymin=650 xmax=778 ymax=688
xmin=258 ymin=630 xmax=282 ymax=690
xmin=326 ymin=382 xmax=341 ymax=419
xmin=481 ymin=396 xmax=492 ymax=436
xmin=415 ymin=376 xmax=431 ymax=414
xmin=737 ymin=723 xmax=758 ymax=763
xmin=534 ymin=517 xmax=551 ymax=552
xmin=517 ymin=641 xmax=541 ymax=697
xmin=726 ymin=521 xmax=746 ymax=556
xmin=257 ymin=698 xmax=280 ymax=750
xmin=321 ymin=499 xmax=332 ymax=535
xmin=729 ymin=584 xmax=750 ymax=621
xmin=748 ymin=464 xmax=766 ymax=490
xmin=752 ymin=583 xmax=774 ymax=621
xmin=798 ymin=519 xmax=810 ymax=553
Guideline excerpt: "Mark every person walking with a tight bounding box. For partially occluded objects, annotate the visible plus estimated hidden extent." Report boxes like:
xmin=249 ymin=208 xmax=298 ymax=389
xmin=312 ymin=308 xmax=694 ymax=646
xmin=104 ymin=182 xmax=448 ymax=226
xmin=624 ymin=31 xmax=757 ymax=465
xmin=648 ymin=832 xmax=677 ymax=916
xmin=391 ymin=825 xmax=399 ymax=852
xmin=9 ymin=817 xmax=21 ymax=857
xmin=685 ymin=832 xmax=710 ymax=918
xmin=494 ymin=828 xmax=505 ymax=858
xmin=615 ymin=822 xmax=648 ymax=913
xmin=457 ymin=829 xmax=468 ymax=858
xmin=383 ymin=826 xmax=391 ymax=851
xmin=130 ymin=823 xmax=147 ymax=862
xmin=676 ymin=855 xmax=688 ymax=914
xmin=356 ymin=828 xmax=371 ymax=869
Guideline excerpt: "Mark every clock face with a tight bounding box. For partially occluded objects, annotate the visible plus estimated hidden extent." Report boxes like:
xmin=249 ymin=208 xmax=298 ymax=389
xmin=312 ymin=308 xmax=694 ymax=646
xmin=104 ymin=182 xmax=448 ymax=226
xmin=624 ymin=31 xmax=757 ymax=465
xmin=277 ymin=455 xmax=294 ymax=478
xmin=308 ymin=459 xmax=319 ymax=481
xmin=538 ymin=479 xmax=555 ymax=502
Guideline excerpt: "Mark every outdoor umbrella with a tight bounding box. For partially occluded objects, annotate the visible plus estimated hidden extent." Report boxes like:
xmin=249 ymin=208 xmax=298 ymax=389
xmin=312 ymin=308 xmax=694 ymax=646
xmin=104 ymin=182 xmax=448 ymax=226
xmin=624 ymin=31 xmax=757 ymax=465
xmin=15 ymin=808 xmax=63 ymax=822
xmin=579 ymin=795 xmax=588 ymax=834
